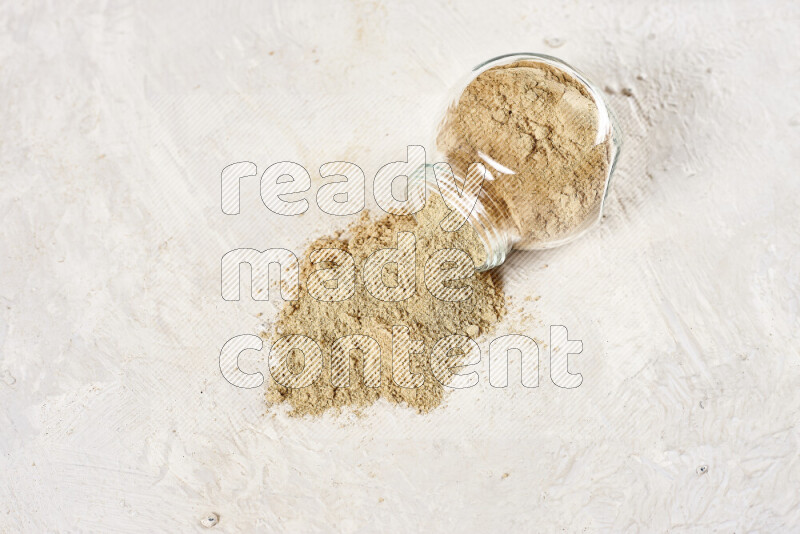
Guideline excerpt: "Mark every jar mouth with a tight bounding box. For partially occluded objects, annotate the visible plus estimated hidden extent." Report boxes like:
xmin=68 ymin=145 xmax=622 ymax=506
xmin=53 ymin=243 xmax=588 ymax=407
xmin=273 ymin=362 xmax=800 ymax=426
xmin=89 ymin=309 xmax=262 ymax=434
xmin=419 ymin=171 xmax=513 ymax=272
xmin=469 ymin=199 xmax=514 ymax=272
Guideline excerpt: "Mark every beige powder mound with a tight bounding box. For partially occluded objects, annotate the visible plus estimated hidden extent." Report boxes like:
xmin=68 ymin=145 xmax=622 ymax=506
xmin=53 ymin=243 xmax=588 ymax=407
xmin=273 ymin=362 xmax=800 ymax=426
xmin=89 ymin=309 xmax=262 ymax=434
xmin=436 ymin=60 xmax=613 ymax=247
xmin=264 ymin=195 xmax=506 ymax=417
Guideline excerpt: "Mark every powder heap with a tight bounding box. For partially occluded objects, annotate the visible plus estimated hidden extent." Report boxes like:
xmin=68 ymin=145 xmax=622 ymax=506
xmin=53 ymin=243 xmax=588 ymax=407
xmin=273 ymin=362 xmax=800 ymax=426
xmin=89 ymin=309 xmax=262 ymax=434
xmin=264 ymin=194 xmax=506 ymax=417
xmin=436 ymin=59 xmax=614 ymax=247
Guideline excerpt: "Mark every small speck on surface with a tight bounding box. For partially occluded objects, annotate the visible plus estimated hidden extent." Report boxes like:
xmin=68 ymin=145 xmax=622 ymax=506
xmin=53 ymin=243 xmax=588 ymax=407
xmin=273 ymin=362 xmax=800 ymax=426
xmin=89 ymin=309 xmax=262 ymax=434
xmin=201 ymin=512 xmax=219 ymax=528
xmin=696 ymin=465 xmax=708 ymax=475
xmin=543 ymin=37 xmax=565 ymax=48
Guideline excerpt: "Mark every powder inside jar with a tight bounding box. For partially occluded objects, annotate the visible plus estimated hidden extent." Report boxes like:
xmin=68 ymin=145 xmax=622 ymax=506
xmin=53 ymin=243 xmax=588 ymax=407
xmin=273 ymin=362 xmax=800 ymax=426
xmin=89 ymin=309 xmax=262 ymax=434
xmin=436 ymin=60 xmax=614 ymax=248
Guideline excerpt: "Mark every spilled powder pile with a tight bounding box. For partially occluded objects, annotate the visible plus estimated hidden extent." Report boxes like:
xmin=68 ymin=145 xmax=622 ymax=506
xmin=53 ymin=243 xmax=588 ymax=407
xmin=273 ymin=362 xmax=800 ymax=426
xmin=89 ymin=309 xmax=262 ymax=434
xmin=436 ymin=59 xmax=614 ymax=247
xmin=264 ymin=195 xmax=507 ymax=417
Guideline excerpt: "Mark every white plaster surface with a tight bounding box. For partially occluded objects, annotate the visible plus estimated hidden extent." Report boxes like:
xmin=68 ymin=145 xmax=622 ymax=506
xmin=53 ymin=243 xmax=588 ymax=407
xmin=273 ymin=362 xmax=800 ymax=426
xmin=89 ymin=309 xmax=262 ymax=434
xmin=1 ymin=1 xmax=799 ymax=531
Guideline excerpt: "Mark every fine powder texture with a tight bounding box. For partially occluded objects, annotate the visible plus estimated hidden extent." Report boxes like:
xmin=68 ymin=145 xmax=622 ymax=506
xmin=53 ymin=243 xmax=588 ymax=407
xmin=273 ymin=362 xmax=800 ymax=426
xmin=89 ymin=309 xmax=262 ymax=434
xmin=264 ymin=195 xmax=506 ymax=417
xmin=436 ymin=60 xmax=614 ymax=247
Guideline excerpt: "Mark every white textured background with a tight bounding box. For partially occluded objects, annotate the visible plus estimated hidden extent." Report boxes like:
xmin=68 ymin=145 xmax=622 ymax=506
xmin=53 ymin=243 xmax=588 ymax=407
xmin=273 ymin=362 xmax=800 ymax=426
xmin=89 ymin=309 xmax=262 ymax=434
xmin=1 ymin=1 xmax=799 ymax=532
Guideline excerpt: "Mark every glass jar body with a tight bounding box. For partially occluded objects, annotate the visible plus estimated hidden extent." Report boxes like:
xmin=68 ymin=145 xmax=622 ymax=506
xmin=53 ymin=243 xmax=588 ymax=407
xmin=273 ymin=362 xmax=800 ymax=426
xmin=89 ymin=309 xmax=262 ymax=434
xmin=429 ymin=53 xmax=622 ymax=270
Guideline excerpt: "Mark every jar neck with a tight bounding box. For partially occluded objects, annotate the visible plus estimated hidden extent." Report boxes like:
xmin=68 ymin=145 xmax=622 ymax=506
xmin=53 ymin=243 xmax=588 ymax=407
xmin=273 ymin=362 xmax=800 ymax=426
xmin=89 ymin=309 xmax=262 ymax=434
xmin=419 ymin=164 xmax=519 ymax=271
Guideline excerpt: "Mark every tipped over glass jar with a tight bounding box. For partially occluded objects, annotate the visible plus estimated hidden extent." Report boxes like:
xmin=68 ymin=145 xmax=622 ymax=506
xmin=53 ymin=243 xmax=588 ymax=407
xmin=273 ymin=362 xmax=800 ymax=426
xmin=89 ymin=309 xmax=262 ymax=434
xmin=424 ymin=53 xmax=622 ymax=270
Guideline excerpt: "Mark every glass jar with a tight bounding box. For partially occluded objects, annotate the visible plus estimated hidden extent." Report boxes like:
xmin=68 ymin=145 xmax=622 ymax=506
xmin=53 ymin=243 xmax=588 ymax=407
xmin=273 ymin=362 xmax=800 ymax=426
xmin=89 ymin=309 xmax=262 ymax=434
xmin=422 ymin=53 xmax=622 ymax=270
